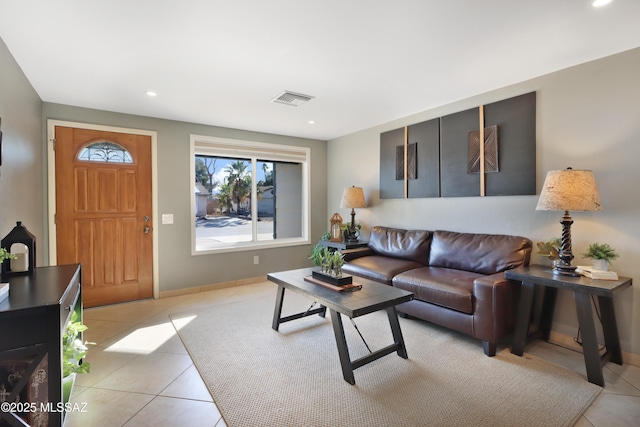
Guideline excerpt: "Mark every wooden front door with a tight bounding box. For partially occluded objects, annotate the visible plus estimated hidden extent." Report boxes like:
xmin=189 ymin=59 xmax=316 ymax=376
xmin=55 ymin=126 xmax=153 ymax=307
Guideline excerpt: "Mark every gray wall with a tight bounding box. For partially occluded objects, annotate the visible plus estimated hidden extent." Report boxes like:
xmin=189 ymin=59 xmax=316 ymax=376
xmin=41 ymin=103 xmax=327 ymax=292
xmin=0 ymin=38 xmax=43 ymax=263
xmin=327 ymin=47 xmax=640 ymax=357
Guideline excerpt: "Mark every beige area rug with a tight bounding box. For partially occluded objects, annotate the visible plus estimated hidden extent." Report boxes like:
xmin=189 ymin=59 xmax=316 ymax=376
xmin=172 ymin=291 xmax=601 ymax=427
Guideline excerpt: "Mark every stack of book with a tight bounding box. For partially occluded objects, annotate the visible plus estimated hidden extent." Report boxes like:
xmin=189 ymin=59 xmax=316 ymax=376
xmin=575 ymin=266 xmax=619 ymax=280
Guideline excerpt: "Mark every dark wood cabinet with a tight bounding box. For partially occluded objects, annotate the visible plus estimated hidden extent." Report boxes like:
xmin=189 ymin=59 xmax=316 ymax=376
xmin=0 ymin=264 xmax=82 ymax=427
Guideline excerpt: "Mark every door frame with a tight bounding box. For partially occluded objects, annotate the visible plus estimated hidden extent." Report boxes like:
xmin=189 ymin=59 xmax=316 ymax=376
xmin=46 ymin=120 xmax=159 ymax=299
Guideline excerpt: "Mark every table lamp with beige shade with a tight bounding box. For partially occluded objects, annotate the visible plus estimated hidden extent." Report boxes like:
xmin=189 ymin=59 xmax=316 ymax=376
xmin=536 ymin=168 xmax=602 ymax=276
xmin=340 ymin=186 xmax=366 ymax=242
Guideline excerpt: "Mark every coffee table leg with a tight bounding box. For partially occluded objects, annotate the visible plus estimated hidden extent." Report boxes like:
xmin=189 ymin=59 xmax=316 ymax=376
xmin=272 ymin=285 xmax=286 ymax=331
xmin=386 ymin=306 xmax=408 ymax=359
xmin=329 ymin=309 xmax=355 ymax=385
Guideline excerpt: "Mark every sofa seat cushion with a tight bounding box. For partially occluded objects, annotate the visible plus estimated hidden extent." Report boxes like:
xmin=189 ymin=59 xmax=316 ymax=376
xmin=342 ymin=255 xmax=425 ymax=285
xmin=392 ymin=267 xmax=482 ymax=314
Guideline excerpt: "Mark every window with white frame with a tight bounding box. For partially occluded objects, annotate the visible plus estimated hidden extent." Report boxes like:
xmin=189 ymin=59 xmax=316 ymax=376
xmin=191 ymin=135 xmax=310 ymax=254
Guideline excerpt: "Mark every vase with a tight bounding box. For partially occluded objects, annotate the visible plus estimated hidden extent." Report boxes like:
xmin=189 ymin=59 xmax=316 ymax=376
xmin=63 ymin=373 xmax=76 ymax=403
xmin=592 ymin=259 xmax=609 ymax=271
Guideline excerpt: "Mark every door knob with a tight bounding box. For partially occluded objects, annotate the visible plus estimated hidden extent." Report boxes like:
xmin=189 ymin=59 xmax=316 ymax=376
xmin=144 ymin=226 xmax=151 ymax=234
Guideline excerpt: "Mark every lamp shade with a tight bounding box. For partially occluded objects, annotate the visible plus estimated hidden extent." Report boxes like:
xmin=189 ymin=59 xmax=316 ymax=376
xmin=340 ymin=186 xmax=366 ymax=209
xmin=536 ymin=168 xmax=602 ymax=212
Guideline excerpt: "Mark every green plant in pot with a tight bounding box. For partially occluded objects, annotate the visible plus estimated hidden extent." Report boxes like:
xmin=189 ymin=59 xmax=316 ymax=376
xmin=320 ymin=249 xmax=345 ymax=278
xmin=62 ymin=311 xmax=93 ymax=402
xmin=0 ymin=248 xmax=17 ymax=282
xmin=0 ymin=247 xmax=17 ymax=263
xmin=309 ymin=232 xmax=330 ymax=267
xmin=536 ymin=238 xmax=561 ymax=263
xmin=582 ymin=242 xmax=619 ymax=271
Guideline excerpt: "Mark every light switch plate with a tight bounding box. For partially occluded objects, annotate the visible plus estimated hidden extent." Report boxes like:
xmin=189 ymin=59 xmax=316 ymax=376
xmin=162 ymin=214 xmax=174 ymax=224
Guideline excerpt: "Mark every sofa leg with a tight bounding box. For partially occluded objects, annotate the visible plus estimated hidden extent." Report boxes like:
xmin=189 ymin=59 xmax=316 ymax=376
xmin=482 ymin=341 xmax=497 ymax=357
xmin=398 ymin=311 xmax=410 ymax=319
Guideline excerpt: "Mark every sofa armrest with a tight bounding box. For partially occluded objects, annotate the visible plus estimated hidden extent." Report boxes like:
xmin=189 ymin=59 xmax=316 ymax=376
xmin=341 ymin=247 xmax=374 ymax=262
xmin=472 ymin=272 xmax=520 ymax=343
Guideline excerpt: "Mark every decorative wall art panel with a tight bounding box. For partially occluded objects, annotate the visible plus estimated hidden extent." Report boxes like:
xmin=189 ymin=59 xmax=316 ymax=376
xmin=483 ymin=91 xmax=536 ymax=196
xmin=380 ymin=127 xmax=405 ymax=199
xmin=379 ymin=91 xmax=536 ymax=199
xmin=440 ymin=107 xmax=481 ymax=197
xmin=407 ymin=118 xmax=440 ymax=198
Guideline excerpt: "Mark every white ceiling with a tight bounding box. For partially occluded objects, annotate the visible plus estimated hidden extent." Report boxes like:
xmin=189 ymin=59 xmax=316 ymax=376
xmin=1 ymin=0 xmax=639 ymax=141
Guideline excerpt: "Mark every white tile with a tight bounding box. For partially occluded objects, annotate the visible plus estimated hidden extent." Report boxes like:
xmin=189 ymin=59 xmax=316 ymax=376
xmin=160 ymin=365 xmax=213 ymax=402
xmin=64 ymin=388 xmax=154 ymax=427
xmin=583 ymin=393 xmax=640 ymax=426
xmin=74 ymin=345 xmax=139 ymax=387
xmin=98 ymin=321 xmax=187 ymax=355
xmin=83 ymin=319 xmax=136 ymax=346
xmin=123 ymin=396 xmax=222 ymax=427
xmin=92 ymin=352 xmax=192 ymax=394
xmin=606 ymin=362 xmax=640 ymax=391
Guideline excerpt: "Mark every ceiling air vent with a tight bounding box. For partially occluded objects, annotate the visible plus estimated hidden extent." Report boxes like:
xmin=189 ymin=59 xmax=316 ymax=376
xmin=271 ymin=91 xmax=315 ymax=107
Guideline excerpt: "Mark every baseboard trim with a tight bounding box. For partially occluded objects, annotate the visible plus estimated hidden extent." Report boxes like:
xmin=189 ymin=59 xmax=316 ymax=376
xmin=548 ymin=330 xmax=639 ymax=368
xmin=159 ymin=276 xmax=267 ymax=299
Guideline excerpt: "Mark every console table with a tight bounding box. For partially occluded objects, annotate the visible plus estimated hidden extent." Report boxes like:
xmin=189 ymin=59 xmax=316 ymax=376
xmin=505 ymin=265 xmax=632 ymax=387
xmin=0 ymin=264 xmax=82 ymax=426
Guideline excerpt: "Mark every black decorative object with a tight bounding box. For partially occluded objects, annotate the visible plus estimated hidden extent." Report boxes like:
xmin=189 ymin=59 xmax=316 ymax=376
xmin=1 ymin=221 xmax=36 ymax=277
xmin=312 ymin=270 xmax=353 ymax=286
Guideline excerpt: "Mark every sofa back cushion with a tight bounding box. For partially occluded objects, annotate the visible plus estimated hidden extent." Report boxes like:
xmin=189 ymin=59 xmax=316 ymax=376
xmin=429 ymin=230 xmax=532 ymax=275
xmin=369 ymin=226 xmax=432 ymax=265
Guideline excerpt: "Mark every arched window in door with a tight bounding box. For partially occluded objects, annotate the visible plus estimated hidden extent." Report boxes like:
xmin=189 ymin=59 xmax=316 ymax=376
xmin=78 ymin=141 xmax=134 ymax=163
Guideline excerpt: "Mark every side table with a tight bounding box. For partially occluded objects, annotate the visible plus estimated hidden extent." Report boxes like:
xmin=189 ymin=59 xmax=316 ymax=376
xmin=319 ymin=240 xmax=369 ymax=250
xmin=505 ymin=265 xmax=632 ymax=387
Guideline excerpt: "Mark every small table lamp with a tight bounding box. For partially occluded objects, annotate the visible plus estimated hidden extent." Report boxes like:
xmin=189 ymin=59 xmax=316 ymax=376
xmin=536 ymin=168 xmax=602 ymax=276
xmin=340 ymin=186 xmax=366 ymax=242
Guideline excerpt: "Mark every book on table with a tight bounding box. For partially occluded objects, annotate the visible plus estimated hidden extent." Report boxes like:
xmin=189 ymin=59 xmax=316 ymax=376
xmin=575 ymin=266 xmax=619 ymax=280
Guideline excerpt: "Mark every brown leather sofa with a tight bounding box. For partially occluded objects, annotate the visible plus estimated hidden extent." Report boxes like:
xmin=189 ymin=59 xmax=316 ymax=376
xmin=341 ymin=226 xmax=532 ymax=356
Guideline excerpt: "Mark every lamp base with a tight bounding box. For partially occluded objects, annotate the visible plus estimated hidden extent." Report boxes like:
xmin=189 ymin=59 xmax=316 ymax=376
xmin=552 ymin=264 xmax=580 ymax=277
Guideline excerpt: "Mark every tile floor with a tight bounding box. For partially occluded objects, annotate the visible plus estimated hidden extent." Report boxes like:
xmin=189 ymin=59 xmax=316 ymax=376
xmin=65 ymin=281 xmax=640 ymax=427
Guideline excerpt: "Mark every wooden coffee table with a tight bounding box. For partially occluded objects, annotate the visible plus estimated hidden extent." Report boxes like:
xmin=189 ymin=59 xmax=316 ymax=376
xmin=268 ymin=267 xmax=413 ymax=385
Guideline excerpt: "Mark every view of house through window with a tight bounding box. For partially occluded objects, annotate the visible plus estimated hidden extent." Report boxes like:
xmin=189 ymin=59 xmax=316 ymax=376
xmin=192 ymin=136 xmax=308 ymax=253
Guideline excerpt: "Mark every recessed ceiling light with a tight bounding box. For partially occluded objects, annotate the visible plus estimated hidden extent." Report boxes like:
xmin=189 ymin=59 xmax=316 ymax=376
xmin=146 ymin=91 xmax=157 ymax=97
xmin=308 ymin=120 xmax=315 ymax=125
xmin=591 ymin=0 xmax=612 ymax=7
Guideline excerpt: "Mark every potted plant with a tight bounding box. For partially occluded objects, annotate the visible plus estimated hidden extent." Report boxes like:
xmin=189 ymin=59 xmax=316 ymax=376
xmin=309 ymin=232 xmax=331 ymax=267
xmin=582 ymin=243 xmax=619 ymax=271
xmin=62 ymin=311 xmax=93 ymax=402
xmin=310 ymin=246 xmax=352 ymax=286
xmin=536 ymin=238 xmax=561 ymax=264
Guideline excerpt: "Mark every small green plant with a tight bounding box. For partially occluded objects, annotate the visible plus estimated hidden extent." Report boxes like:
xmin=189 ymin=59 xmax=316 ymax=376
xmin=319 ymin=248 xmax=345 ymax=277
xmin=582 ymin=243 xmax=619 ymax=263
xmin=536 ymin=238 xmax=561 ymax=261
xmin=309 ymin=232 xmax=331 ymax=266
xmin=0 ymin=247 xmax=17 ymax=263
xmin=63 ymin=311 xmax=94 ymax=377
